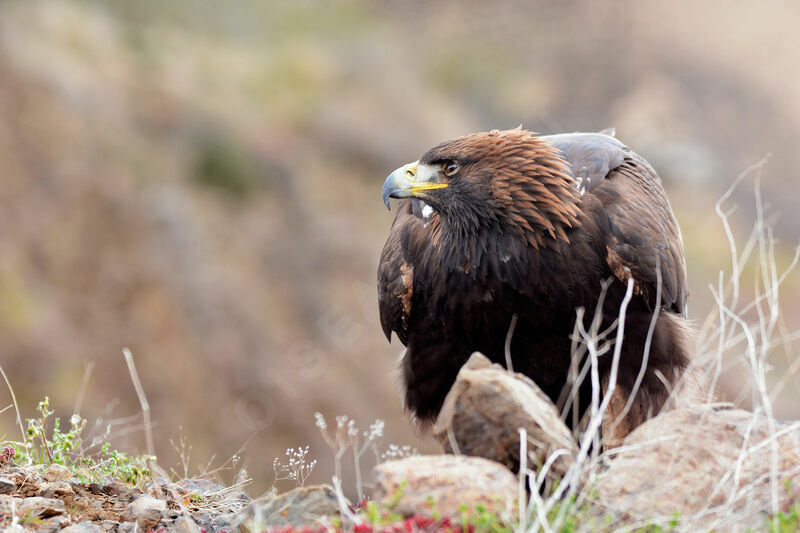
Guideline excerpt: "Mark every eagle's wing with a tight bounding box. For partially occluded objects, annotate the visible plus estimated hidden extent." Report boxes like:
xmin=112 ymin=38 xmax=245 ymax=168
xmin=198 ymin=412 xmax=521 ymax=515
xmin=378 ymin=199 xmax=431 ymax=344
xmin=544 ymin=133 xmax=687 ymax=315
xmin=598 ymin=153 xmax=687 ymax=315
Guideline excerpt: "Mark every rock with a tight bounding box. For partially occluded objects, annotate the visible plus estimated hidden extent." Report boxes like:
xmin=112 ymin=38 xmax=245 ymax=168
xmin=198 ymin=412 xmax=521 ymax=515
xmin=373 ymin=455 xmax=517 ymax=518
xmin=42 ymin=463 xmax=71 ymax=482
xmin=433 ymin=352 xmax=577 ymax=480
xmin=231 ymin=484 xmax=341 ymax=531
xmin=596 ymin=405 xmax=800 ymax=529
xmin=98 ymin=521 xmax=120 ymax=532
xmin=61 ymin=522 xmax=106 ymax=533
xmin=178 ymin=477 xmax=225 ymax=495
xmin=145 ymin=477 xmax=169 ymax=498
xmin=0 ymin=494 xmax=21 ymax=512
xmin=2 ymin=467 xmax=28 ymax=487
xmin=42 ymin=516 xmax=71 ymax=531
xmin=39 ymin=480 xmax=74 ymax=498
xmin=17 ymin=496 xmax=66 ymax=518
xmin=173 ymin=515 xmax=203 ymax=533
xmin=0 ymin=476 xmax=16 ymax=494
xmin=178 ymin=476 xmax=250 ymax=504
xmin=41 ymin=515 xmax=71 ymax=531
xmin=192 ymin=509 xmax=235 ymax=532
xmin=124 ymin=494 xmax=167 ymax=530
xmin=117 ymin=522 xmax=136 ymax=533
xmin=102 ymin=481 xmax=139 ymax=500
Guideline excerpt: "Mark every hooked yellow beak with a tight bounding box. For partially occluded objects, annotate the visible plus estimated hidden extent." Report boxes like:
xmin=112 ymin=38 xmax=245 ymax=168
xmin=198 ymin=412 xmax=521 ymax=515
xmin=382 ymin=161 xmax=448 ymax=210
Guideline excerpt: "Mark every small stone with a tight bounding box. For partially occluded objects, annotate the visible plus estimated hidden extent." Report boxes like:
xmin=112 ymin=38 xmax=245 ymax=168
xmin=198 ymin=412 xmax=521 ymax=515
xmin=61 ymin=521 xmax=106 ymax=533
xmin=45 ymin=515 xmax=71 ymax=529
xmin=124 ymin=494 xmax=167 ymax=530
xmin=0 ymin=476 xmax=16 ymax=494
xmin=2 ymin=468 xmax=27 ymax=487
xmin=373 ymin=455 xmax=517 ymax=518
xmin=41 ymin=515 xmax=71 ymax=530
xmin=180 ymin=476 xmax=253 ymax=507
xmin=0 ymin=494 xmax=23 ymax=510
xmin=39 ymin=480 xmax=74 ymax=498
xmin=102 ymin=481 xmax=139 ymax=502
xmin=190 ymin=510 xmax=215 ymax=532
xmin=173 ymin=515 xmax=203 ymax=533
xmin=117 ymin=522 xmax=136 ymax=533
xmin=18 ymin=496 xmax=66 ymax=518
xmin=98 ymin=520 xmax=120 ymax=532
xmin=178 ymin=477 xmax=226 ymax=496
xmin=43 ymin=463 xmax=71 ymax=482
xmin=231 ymin=484 xmax=342 ymax=531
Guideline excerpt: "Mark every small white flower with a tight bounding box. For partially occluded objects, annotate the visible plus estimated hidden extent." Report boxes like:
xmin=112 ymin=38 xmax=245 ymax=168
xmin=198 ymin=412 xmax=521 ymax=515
xmin=366 ymin=419 xmax=385 ymax=441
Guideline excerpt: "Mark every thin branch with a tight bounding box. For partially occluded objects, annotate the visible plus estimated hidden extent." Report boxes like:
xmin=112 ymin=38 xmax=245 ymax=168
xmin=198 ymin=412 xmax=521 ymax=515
xmin=122 ymin=348 xmax=155 ymax=459
xmin=0 ymin=363 xmax=25 ymax=443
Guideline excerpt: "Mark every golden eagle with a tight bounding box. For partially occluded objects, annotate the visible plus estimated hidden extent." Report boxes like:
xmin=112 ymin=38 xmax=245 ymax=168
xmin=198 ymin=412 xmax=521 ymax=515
xmin=378 ymin=128 xmax=690 ymax=441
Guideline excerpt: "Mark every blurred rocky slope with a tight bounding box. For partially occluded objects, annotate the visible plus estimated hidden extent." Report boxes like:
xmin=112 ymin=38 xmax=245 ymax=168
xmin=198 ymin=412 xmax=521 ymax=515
xmin=1 ymin=0 xmax=799 ymax=493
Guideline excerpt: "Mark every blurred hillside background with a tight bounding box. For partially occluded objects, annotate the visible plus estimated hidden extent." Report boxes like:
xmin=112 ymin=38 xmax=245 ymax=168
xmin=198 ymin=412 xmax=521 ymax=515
xmin=1 ymin=0 xmax=800 ymax=493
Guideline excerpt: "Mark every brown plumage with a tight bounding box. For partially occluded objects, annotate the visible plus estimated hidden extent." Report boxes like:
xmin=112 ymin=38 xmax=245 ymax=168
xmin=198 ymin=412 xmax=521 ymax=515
xmin=378 ymin=128 xmax=691 ymax=442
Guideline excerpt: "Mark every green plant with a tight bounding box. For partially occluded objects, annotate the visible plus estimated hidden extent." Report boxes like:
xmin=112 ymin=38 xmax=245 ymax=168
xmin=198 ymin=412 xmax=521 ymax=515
xmin=8 ymin=396 xmax=155 ymax=487
xmin=769 ymin=503 xmax=800 ymax=533
xmin=767 ymin=480 xmax=800 ymax=533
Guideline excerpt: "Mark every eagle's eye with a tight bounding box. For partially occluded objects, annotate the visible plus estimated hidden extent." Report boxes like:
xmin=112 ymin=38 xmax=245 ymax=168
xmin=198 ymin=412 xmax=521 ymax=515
xmin=443 ymin=160 xmax=459 ymax=176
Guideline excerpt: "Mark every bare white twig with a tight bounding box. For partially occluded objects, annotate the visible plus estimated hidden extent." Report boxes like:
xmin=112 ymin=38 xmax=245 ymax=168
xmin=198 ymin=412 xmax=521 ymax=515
xmin=122 ymin=348 xmax=155 ymax=459
xmin=0 ymin=363 xmax=24 ymax=443
xmin=73 ymin=360 xmax=95 ymax=416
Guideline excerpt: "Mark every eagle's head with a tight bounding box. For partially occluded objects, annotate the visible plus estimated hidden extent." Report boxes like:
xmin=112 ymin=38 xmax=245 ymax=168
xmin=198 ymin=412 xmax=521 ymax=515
xmin=382 ymin=129 xmax=582 ymax=249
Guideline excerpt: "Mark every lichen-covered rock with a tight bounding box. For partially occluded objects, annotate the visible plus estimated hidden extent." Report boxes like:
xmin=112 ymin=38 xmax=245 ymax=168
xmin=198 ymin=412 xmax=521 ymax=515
xmin=433 ymin=352 xmax=577 ymax=479
xmin=373 ymin=455 xmax=517 ymax=518
xmin=231 ymin=484 xmax=342 ymax=532
xmin=596 ymin=405 xmax=800 ymax=529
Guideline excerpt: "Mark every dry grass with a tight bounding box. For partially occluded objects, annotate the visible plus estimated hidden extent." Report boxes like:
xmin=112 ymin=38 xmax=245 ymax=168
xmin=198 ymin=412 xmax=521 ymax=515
xmin=511 ymin=161 xmax=800 ymax=532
